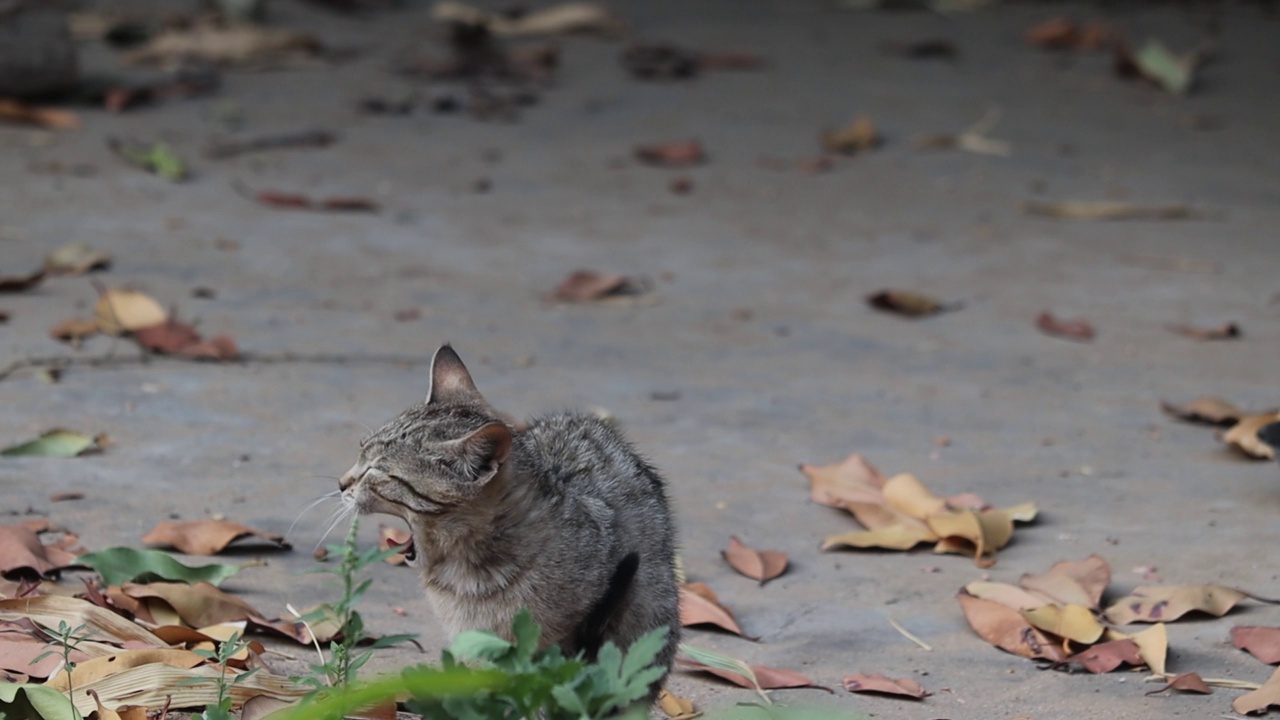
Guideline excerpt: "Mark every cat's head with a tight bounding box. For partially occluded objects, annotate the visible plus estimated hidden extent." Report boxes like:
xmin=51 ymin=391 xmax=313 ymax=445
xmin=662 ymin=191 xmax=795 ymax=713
xmin=339 ymin=345 xmax=513 ymax=523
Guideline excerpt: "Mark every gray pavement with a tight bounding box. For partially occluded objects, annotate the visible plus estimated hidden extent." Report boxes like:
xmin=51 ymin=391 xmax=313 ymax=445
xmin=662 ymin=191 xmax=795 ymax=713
xmin=2 ymin=2 xmax=1280 ymax=718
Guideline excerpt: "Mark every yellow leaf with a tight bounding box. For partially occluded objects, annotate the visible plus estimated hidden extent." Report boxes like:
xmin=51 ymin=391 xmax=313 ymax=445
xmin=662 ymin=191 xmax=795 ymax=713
xmin=94 ymin=288 xmax=168 ymax=334
xmin=928 ymin=508 xmax=1014 ymax=566
xmin=1021 ymin=604 xmax=1105 ymax=645
xmin=962 ymin=581 xmax=1052 ymax=611
xmin=799 ymin=453 xmax=885 ymax=509
xmin=1000 ymin=501 xmax=1039 ymax=523
xmin=1018 ymin=555 xmax=1111 ymax=610
xmin=883 ymin=473 xmax=949 ymax=519
xmin=822 ymin=522 xmax=935 ymax=551
xmin=1104 ymin=585 xmax=1251 ymax=624
xmin=1222 ymin=412 xmax=1280 ymax=460
xmin=1234 ymin=666 xmax=1280 ymax=715
xmin=44 ymin=648 xmax=205 ymax=692
xmin=658 ymin=689 xmax=700 ymax=720
xmin=1130 ymin=623 xmax=1168 ymax=676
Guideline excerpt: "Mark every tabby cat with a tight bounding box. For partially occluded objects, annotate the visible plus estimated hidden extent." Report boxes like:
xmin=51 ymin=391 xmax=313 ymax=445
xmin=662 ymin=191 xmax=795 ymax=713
xmin=339 ymin=345 xmax=680 ymax=681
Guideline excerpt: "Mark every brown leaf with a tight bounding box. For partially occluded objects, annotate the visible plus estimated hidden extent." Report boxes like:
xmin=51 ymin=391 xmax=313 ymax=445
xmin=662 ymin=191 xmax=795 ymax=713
xmin=0 ymin=99 xmax=80 ymax=130
xmin=1222 ymin=412 xmax=1280 ymax=460
xmin=956 ymin=590 xmax=1067 ymax=661
xmin=0 ymin=269 xmax=45 ymax=294
xmin=799 ymin=453 xmax=885 ymax=509
xmin=133 ymin=319 xmax=202 ymax=355
xmin=1234 ymin=665 xmax=1280 ymax=714
xmin=123 ymin=24 xmax=323 ymax=68
xmin=1062 ymin=639 xmax=1142 ymax=673
xmin=44 ymin=242 xmax=112 ymax=275
xmin=1023 ymin=199 xmax=1208 ymax=221
xmin=1160 ymin=396 xmax=1247 ymax=426
xmin=963 ymin=581 xmax=1052 ymax=611
xmin=245 ymin=189 xmax=380 ymax=213
xmin=50 ymin=318 xmax=101 ymax=345
xmin=722 ymin=536 xmax=787 ymax=585
xmin=50 ymin=492 xmax=85 ymax=503
xmin=634 ymin=140 xmax=706 ymax=168
xmin=866 ymin=290 xmax=955 ymax=318
xmin=552 ymin=269 xmax=646 ymax=302
xmin=1146 ymin=672 xmax=1212 ymax=696
xmin=822 ymin=116 xmax=881 ymax=155
xmin=0 ymin=525 xmax=79 ymax=578
xmin=94 ymin=287 xmax=168 ymax=334
xmin=1166 ymin=322 xmax=1241 ymax=341
xmin=116 ymin=581 xmax=263 ymax=628
xmin=1104 ymin=585 xmax=1253 ymax=625
xmin=177 ymin=335 xmax=240 ymax=361
xmin=1233 ymin=626 xmax=1280 ymax=664
xmin=379 ymin=526 xmax=412 ymax=566
xmin=142 ymin=519 xmax=290 ymax=555
xmin=841 ymin=673 xmax=928 ymax=699
xmin=1024 ymin=18 xmax=1114 ymax=51
xmin=1036 ymin=311 xmax=1094 ymax=342
xmin=1018 ymin=555 xmax=1111 ymax=610
xmin=678 ymin=658 xmax=831 ymax=692
xmin=678 ymin=582 xmax=752 ymax=638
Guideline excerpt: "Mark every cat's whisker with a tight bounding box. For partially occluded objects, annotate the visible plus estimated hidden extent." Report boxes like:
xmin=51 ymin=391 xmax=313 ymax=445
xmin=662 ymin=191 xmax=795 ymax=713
xmin=288 ymin=491 xmax=341 ymax=539
xmin=315 ymin=504 xmax=354 ymax=551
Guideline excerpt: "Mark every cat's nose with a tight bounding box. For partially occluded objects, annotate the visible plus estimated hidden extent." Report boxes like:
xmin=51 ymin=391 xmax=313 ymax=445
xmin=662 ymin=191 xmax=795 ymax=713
xmin=338 ymin=465 xmax=361 ymax=491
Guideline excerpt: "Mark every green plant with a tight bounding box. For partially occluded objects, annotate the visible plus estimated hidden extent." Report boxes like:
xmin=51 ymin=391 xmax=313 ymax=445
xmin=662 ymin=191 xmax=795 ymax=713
xmin=180 ymin=631 xmax=259 ymax=720
xmin=300 ymin=517 xmax=415 ymax=689
xmin=32 ymin=620 xmax=96 ymax=720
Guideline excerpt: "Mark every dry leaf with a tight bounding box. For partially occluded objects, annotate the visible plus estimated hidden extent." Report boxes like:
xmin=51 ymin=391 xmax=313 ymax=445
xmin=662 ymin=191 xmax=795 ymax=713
xmin=379 ymin=526 xmax=412 ymax=565
xmin=1019 ymin=555 xmax=1111 ymax=610
xmin=45 ymin=647 xmax=205 ymax=692
xmin=866 ymin=290 xmax=954 ymax=318
xmin=1160 ymin=396 xmax=1247 ymax=426
xmin=1234 ymin=665 xmax=1280 ymax=715
xmin=178 ymin=335 xmax=240 ymax=361
xmin=0 ymin=269 xmax=45 ymax=294
xmin=1036 ymin=311 xmax=1094 ymax=342
xmin=1022 ymin=604 xmax=1104 ymax=645
xmin=0 ymin=525 xmax=79 ymax=578
xmin=634 ymin=140 xmax=706 ymax=168
xmin=132 ymin=319 xmax=202 ymax=355
xmin=432 ymin=1 xmax=623 ymax=37
xmin=722 ymin=536 xmax=787 ymax=585
xmin=1166 ymin=322 xmax=1241 ymax=341
xmin=123 ymin=24 xmax=323 ymax=68
xmin=1233 ymin=626 xmax=1280 ymax=664
xmin=1222 ymin=412 xmax=1280 ymax=460
xmin=678 ymin=582 xmax=752 ymax=638
xmin=1023 ymin=200 xmax=1207 ymax=221
xmin=657 ymin=689 xmax=699 ymax=720
xmin=1024 ymin=17 xmax=1113 ymax=51
xmin=553 ymin=269 xmax=646 ymax=302
xmin=1128 ymin=623 xmax=1169 ymax=676
xmin=94 ymin=288 xmax=167 ymax=334
xmin=50 ymin=318 xmax=102 ymax=345
xmin=116 ymin=582 xmax=262 ymax=629
xmin=142 ymin=519 xmax=290 ymax=555
xmin=1104 ymin=585 xmax=1252 ymax=625
xmin=1063 ymin=639 xmax=1143 ymax=673
xmin=822 ymin=116 xmax=880 ymax=155
xmin=928 ymin=508 xmax=1015 ymax=567
xmin=956 ymin=590 xmax=1067 ymax=661
xmin=800 ymin=453 xmax=885 ymax=509
xmin=822 ymin=520 xmax=936 ymax=552
xmin=45 ymin=242 xmax=112 ymax=275
xmin=0 ymin=99 xmax=80 ymax=130
xmin=841 ymin=673 xmax=928 ymax=699
xmin=1146 ymin=672 xmax=1212 ymax=696
xmin=678 ymin=659 xmax=831 ymax=692
xmin=963 ymin=581 xmax=1052 ymax=611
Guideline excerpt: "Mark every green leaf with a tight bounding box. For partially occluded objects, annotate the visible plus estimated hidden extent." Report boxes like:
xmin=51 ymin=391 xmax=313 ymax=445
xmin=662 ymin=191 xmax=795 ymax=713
xmin=595 ymin=642 xmax=623 ymax=681
xmin=448 ymin=631 xmax=514 ymax=662
xmin=1 ymin=429 xmax=102 ymax=457
xmin=76 ymin=547 xmax=243 ymax=586
xmin=0 ymin=683 xmax=83 ymax=720
xmin=281 ymin=666 xmax=507 ymax=720
xmin=512 ymin=609 xmax=540 ymax=663
xmin=366 ymin=633 xmax=417 ymax=649
xmin=679 ymin=643 xmax=768 ymax=704
xmin=1134 ymin=39 xmax=1194 ymax=95
xmin=550 ymin=685 xmax=590 ymax=717
xmin=619 ymin=627 xmax=667 ymax=684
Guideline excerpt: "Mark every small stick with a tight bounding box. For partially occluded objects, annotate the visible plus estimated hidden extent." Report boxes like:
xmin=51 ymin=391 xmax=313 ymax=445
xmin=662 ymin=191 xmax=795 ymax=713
xmin=206 ymin=130 xmax=337 ymax=160
xmin=886 ymin=616 xmax=932 ymax=651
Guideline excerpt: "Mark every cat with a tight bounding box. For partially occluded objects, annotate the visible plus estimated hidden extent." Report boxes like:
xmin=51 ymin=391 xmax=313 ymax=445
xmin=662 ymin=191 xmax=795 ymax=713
xmin=339 ymin=344 xmax=680 ymax=683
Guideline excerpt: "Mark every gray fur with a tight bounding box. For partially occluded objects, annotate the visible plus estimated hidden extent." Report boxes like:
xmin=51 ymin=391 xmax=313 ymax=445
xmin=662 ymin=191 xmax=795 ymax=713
xmin=340 ymin=345 xmax=680 ymax=684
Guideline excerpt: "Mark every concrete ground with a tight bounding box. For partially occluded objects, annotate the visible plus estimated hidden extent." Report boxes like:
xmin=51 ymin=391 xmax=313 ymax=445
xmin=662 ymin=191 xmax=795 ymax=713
xmin=3 ymin=1 xmax=1280 ymax=718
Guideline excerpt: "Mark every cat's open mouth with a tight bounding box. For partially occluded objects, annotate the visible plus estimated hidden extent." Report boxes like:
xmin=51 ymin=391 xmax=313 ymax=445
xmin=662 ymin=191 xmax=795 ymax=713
xmin=386 ymin=533 xmax=417 ymax=563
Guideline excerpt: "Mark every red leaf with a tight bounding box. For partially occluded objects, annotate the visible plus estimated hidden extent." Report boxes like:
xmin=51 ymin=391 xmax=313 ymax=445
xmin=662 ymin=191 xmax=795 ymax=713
xmin=722 ymin=536 xmax=788 ymax=585
xmin=1036 ymin=311 xmax=1095 ymax=341
xmin=1233 ymin=626 xmax=1280 ymax=665
xmin=841 ymin=673 xmax=928 ymax=699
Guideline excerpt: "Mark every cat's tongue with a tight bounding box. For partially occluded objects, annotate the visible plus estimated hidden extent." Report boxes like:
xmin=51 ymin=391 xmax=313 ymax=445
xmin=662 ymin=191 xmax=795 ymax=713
xmin=386 ymin=534 xmax=417 ymax=563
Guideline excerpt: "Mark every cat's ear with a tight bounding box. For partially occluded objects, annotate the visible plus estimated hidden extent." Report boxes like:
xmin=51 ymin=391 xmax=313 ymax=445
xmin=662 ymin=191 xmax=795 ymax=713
xmin=427 ymin=344 xmax=485 ymax=405
xmin=455 ymin=422 xmax=512 ymax=484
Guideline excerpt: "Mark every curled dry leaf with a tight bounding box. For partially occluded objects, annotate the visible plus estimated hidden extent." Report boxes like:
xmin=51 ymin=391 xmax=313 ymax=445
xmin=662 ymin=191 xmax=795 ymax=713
xmin=1036 ymin=311 xmax=1094 ymax=342
xmin=1022 ymin=200 xmax=1207 ymax=221
xmin=0 ymin=525 xmax=80 ymax=577
xmin=1166 ymin=321 xmax=1241 ymax=341
xmin=45 ymin=242 xmax=112 ymax=276
xmin=1146 ymin=672 xmax=1212 ymax=696
xmin=722 ymin=536 xmax=787 ymax=585
xmin=1063 ymin=639 xmax=1143 ymax=673
xmin=0 ymin=98 xmax=81 ymax=130
xmin=679 ymin=582 xmax=752 ymax=638
xmin=963 ymin=581 xmax=1052 ymax=612
xmin=45 ymin=647 xmax=206 ymax=693
xmin=657 ymin=689 xmax=699 ymax=720
xmin=866 ymin=289 xmax=955 ymax=318
xmin=1024 ymin=17 xmax=1114 ymax=51
xmin=634 ymin=140 xmax=706 ymax=168
xmin=379 ymin=526 xmax=412 ymax=565
xmin=800 ymin=453 xmax=885 ymax=509
xmin=956 ymin=590 xmax=1066 ymax=662
xmin=678 ymin=658 xmax=831 ymax=692
xmin=1019 ymin=555 xmax=1111 ymax=610
xmin=432 ymin=1 xmax=623 ymax=37
xmin=114 ymin=581 xmax=263 ymax=628
xmin=822 ymin=116 xmax=880 ymax=155
xmin=1127 ymin=623 xmax=1169 ymax=676
xmin=132 ymin=319 xmax=201 ymax=354
xmin=841 ymin=673 xmax=928 ymax=699
xmin=1160 ymin=396 xmax=1246 ymax=426
xmin=553 ymin=269 xmax=647 ymax=302
xmin=94 ymin=287 xmax=167 ymax=334
xmin=123 ymin=23 xmax=323 ymax=68
xmin=1222 ymin=412 xmax=1280 ymax=460
xmin=50 ymin=318 xmax=101 ymax=345
xmin=1233 ymin=626 xmax=1280 ymax=664
xmin=1234 ymin=666 xmax=1280 ymax=715
xmin=1022 ymin=604 xmax=1104 ymax=645
xmin=0 ymin=269 xmax=45 ymax=294
xmin=141 ymin=519 xmax=290 ymax=556
xmin=1104 ymin=584 xmax=1253 ymax=625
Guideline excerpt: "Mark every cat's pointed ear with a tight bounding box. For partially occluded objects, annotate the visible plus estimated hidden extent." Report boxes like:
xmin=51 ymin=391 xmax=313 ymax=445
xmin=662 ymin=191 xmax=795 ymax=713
xmin=427 ymin=344 xmax=485 ymax=405
xmin=456 ymin=422 xmax=512 ymax=484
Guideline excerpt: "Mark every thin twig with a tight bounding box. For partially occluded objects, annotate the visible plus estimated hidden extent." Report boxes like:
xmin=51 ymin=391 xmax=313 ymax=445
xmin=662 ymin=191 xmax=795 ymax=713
xmin=0 ymin=351 xmax=433 ymax=383
xmin=886 ymin=616 xmax=932 ymax=651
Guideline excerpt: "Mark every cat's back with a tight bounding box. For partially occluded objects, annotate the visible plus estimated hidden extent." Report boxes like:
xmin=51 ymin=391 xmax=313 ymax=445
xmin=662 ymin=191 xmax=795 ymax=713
xmin=518 ymin=412 xmax=668 ymax=507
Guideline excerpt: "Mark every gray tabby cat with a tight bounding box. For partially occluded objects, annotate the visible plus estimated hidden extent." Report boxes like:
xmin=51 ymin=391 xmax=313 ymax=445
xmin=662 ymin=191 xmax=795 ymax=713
xmin=339 ymin=344 xmax=680 ymax=682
